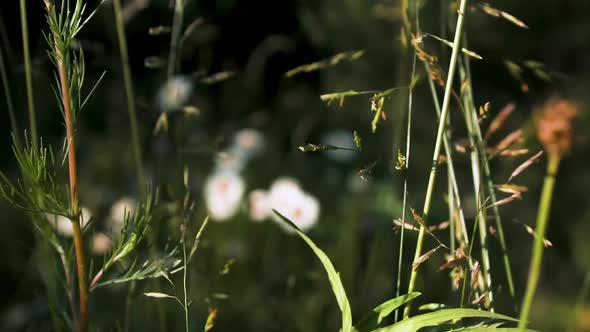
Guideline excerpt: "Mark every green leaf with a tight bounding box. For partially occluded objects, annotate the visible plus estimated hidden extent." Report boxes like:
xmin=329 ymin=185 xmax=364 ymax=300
xmin=353 ymin=292 xmax=421 ymax=332
xmin=375 ymin=308 xmax=520 ymax=332
xmin=272 ymin=210 xmax=353 ymax=332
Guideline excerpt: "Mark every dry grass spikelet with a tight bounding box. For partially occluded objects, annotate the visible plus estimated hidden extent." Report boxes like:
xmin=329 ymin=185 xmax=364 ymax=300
xmin=535 ymin=97 xmax=578 ymax=157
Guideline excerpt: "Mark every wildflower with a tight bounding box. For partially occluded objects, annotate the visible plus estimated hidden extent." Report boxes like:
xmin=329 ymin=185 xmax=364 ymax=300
xmin=204 ymin=171 xmax=245 ymax=221
xmin=107 ymin=197 xmax=138 ymax=235
xmin=535 ymin=97 xmax=578 ymax=157
xmin=157 ymin=76 xmax=193 ymax=112
xmin=48 ymin=207 xmax=92 ymax=237
xmin=92 ymin=232 xmax=113 ymax=255
xmin=267 ymin=177 xmax=320 ymax=233
xmin=233 ymin=128 xmax=266 ymax=159
xmin=248 ymin=190 xmax=270 ymax=222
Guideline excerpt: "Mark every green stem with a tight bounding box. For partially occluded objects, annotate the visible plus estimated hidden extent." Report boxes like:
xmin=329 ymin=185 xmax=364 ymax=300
xmin=113 ymin=0 xmax=145 ymax=193
xmin=404 ymin=0 xmax=469 ymax=318
xmin=394 ymin=36 xmax=416 ymax=324
xmin=458 ymin=45 xmax=516 ymax=303
xmin=183 ymin=226 xmax=189 ymax=332
xmin=19 ymin=0 xmax=38 ymax=148
xmin=518 ymin=153 xmax=560 ymax=329
xmin=460 ymin=65 xmax=494 ymax=309
xmin=168 ymin=0 xmax=184 ymax=78
xmin=0 ymin=37 xmax=20 ymax=146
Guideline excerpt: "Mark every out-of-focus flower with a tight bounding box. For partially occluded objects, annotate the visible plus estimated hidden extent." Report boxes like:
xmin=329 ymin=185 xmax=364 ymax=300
xmin=233 ymin=128 xmax=266 ymax=159
xmin=535 ymin=97 xmax=578 ymax=157
xmin=48 ymin=207 xmax=92 ymax=237
xmin=214 ymin=147 xmax=247 ymax=173
xmin=267 ymin=177 xmax=320 ymax=233
xmin=204 ymin=171 xmax=245 ymax=221
xmin=92 ymin=232 xmax=113 ymax=255
xmin=248 ymin=190 xmax=270 ymax=221
xmin=107 ymin=197 xmax=138 ymax=235
xmin=321 ymin=130 xmax=358 ymax=162
xmin=157 ymin=76 xmax=193 ymax=112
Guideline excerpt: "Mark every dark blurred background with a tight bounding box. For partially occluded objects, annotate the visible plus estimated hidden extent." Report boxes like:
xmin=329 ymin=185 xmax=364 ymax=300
xmin=0 ymin=0 xmax=589 ymax=331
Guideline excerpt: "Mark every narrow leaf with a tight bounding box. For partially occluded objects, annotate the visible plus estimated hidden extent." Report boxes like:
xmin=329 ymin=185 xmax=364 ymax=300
xmin=273 ymin=210 xmax=353 ymax=332
xmin=286 ymin=50 xmax=365 ymax=77
xmin=374 ymin=308 xmax=519 ymax=332
xmin=353 ymin=292 xmax=421 ymax=332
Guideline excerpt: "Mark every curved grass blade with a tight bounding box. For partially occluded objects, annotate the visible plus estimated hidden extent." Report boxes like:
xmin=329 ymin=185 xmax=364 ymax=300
xmin=273 ymin=210 xmax=353 ymax=332
xmin=375 ymin=308 xmax=520 ymax=332
xmin=353 ymin=292 xmax=421 ymax=332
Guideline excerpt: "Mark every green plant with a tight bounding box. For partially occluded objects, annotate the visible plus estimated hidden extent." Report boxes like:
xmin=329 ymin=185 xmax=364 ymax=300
xmin=273 ymin=211 xmax=527 ymax=332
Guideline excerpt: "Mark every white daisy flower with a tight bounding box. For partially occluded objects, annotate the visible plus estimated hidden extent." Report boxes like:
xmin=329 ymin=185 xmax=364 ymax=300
xmin=157 ymin=76 xmax=193 ymax=112
xmin=204 ymin=171 xmax=245 ymax=221
xmin=48 ymin=207 xmax=93 ymax=237
xmin=267 ymin=178 xmax=320 ymax=233
xmin=248 ymin=190 xmax=270 ymax=222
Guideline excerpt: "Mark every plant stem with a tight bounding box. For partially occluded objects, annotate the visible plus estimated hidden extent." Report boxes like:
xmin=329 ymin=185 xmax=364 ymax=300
xmin=113 ymin=0 xmax=145 ymax=193
xmin=518 ymin=153 xmax=560 ymax=329
xmin=168 ymin=0 xmax=184 ymax=78
xmin=182 ymin=220 xmax=190 ymax=332
xmin=457 ymin=44 xmax=515 ymax=302
xmin=53 ymin=31 xmax=88 ymax=332
xmin=404 ymin=0 xmax=469 ymax=318
xmin=394 ymin=37 xmax=416 ymax=324
xmin=0 ymin=39 xmax=20 ymax=146
xmin=460 ymin=65 xmax=494 ymax=309
xmin=19 ymin=0 xmax=38 ymax=148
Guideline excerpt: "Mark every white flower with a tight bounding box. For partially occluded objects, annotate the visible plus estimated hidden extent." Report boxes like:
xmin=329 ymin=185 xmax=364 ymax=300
xmin=107 ymin=197 xmax=138 ymax=235
xmin=248 ymin=190 xmax=270 ymax=222
xmin=204 ymin=171 xmax=245 ymax=221
xmin=48 ymin=207 xmax=93 ymax=237
xmin=233 ymin=128 xmax=265 ymax=159
xmin=92 ymin=232 xmax=113 ymax=255
xmin=157 ymin=76 xmax=193 ymax=112
xmin=267 ymin=177 xmax=320 ymax=233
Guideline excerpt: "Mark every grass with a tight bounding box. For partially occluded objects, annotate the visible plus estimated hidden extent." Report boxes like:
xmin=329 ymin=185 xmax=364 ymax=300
xmin=0 ymin=0 xmax=585 ymax=331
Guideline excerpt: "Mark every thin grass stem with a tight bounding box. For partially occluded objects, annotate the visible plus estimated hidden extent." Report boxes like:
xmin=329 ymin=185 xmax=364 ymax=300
xmin=19 ymin=0 xmax=38 ymax=148
xmin=458 ymin=46 xmax=516 ymax=301
xmin=168 ymin=0 xmax=185 ymax=78
xmin=113 ymin=0 xmax=145 ymax=193
xmin=518 ymin=153 xmax=560 ymax=329
xmin=0 ymin=39 xmax=20 ymax=146
xmin=403 ymin=0 xmax=469 ymax=318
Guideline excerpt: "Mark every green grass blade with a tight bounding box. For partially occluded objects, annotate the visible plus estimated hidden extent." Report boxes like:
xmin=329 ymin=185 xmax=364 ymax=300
xmin=354 ymin=292 xmax=421 ymax=332
xmin=273 ymin=210 xmax=353 ymax=332
xmin=376 ymin=308 xmax=519 ymax=332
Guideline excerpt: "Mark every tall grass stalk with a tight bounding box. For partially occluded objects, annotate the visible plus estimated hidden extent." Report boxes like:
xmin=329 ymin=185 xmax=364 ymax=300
xmin=0 ymin=41 xmax=20 ymax=146
xmin=518 ymin=153 xmax=560 ymax=329
xmin=44 ymin=1 xmax=89 ymax=329
xmin=19 ymin=0 xmax=38 ymax=149
xmin=423 ymin=61 xmax=484 ymax=301
xmin=459 ymin=64 xmax=494 ymax=309
xmin=404 ymin=0 xmax=469 ymax=318
xmin=457 ymin=50 xmax=516 ymax=300
xmin=113 ymin=0 xmax=145 ymax=192
xmin=168 ymin=0 xmax=185 ymax=77
xmin=394 ymin=35 xmax=417 ymax=324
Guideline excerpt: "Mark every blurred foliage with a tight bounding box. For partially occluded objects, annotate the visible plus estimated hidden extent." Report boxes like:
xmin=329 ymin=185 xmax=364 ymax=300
xmin=0 ymin=0 xmax=589 ymax=331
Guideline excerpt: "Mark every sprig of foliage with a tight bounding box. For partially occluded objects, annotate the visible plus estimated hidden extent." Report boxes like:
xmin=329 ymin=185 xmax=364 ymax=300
xmin=0 ymin=134 xmax=70 ymax=217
